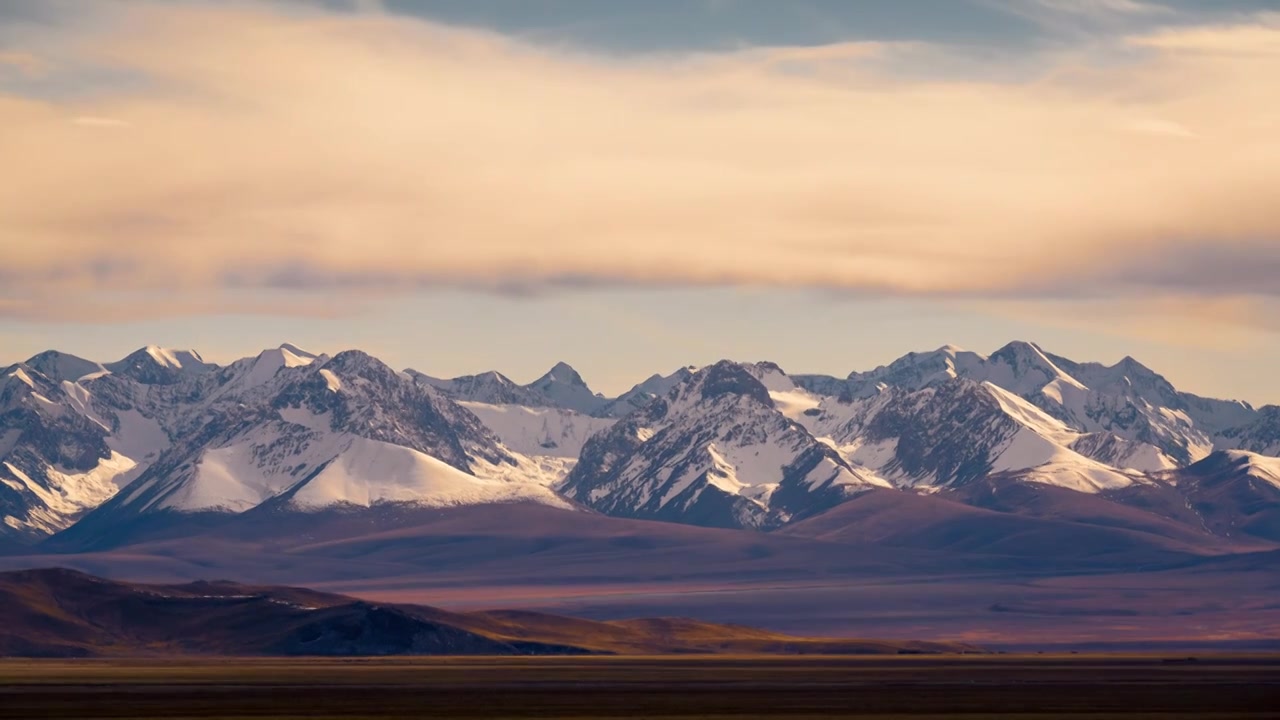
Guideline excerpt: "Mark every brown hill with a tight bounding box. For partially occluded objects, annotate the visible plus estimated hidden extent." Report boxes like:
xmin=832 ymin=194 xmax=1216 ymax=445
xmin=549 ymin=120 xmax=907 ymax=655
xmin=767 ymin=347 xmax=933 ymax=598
xmin=0 ymin=568 xmax=978 ymax=658
xmin=779 ymin=484 xmax=1255 ymax=561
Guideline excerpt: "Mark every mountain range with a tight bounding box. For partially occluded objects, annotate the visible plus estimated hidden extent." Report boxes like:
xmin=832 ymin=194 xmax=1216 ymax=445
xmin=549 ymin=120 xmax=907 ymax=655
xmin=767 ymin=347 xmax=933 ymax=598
xmin=3 ymin=340 xmax=1280 ymax=645
xmin=3 ymin=340 xmax=1278 ymax=546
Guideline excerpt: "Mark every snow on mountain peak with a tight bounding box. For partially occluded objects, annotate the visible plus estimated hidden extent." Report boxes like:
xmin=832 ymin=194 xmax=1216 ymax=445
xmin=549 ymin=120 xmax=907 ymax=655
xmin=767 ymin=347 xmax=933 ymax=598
xmin=1219 ymin=449 xmax=1280 ymax=489
xmin=409 ymin=369 xmax=549 ymax=409
xmin=743 ymin=361 xmax=795 ymax=393
xmin=5 ymin=339 xmax=1279 ymax=544
xmin=143 ymin=346 xmax=204 ymax=369
xmin=476 ymin=370 xmax=515 ymax=385
xmin=541 ymin=361 xmax=586 ymax=386
xmin=596 ymin=366 xmax=698 ymax=418
xmin=7 ymin=367 xmax=36 ymax=389
xmin=50 ymin=350 xmax=573 ymax=534
xmin=105 ymin=346 xmax=213 ymax=385
xmin=842 ymin=346 xmax=985 ymax=399
xmin=562 ymin=360 xmax=886 ymax=529
xmin=21 ymin=350 xmax=106 ymax=384
xmin=978 ymin=383 xmax=1139 ymax=493
xmin=986 ymin=341 xmax=1086 ymax=392
xmin=528 ymin=362 xmax=606 ymax=415
xmin=229 ymin=345 xmax=321 ymax=392
xmin=690 ymin=361 xmax=774 ymax=407
xmin=277 ymin=343 xmax=318 ymax=361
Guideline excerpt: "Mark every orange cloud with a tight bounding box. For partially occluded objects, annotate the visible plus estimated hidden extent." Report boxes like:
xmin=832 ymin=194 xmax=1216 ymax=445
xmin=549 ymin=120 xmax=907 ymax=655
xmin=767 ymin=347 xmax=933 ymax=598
xmin=1 ymin=2 xmax=1278 ymax=321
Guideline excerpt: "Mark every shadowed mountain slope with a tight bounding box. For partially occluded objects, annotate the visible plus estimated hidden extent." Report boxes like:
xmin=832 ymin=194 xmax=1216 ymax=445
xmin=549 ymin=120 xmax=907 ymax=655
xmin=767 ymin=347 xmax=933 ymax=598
xmin=0 ymin=568 xmax=976 ymax=657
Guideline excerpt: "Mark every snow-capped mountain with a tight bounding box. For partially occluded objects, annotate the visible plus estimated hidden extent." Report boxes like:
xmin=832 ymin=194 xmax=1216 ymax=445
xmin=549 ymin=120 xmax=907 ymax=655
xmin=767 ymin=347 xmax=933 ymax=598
xmin=3 ymin=339 xmax=1278 ymax=548
xmin=407 ymin=363 xmax=624 ymax=468
xmin=21 ymin=350 xmax=107 ymax=385
xmin=0 ymin=361 xmax=128 ymax=538
xmin=410 ymin=361 xmax=671 ymax=421
xmin=454 ymin=402 xmax=614 ymax=460
xmin=69 ymin=350 xmax=570 ymax=534
xmin=104 ymin=346 xmax=215 ymax=385
xmin=1217 ymin=406 xmax=1280 ymax=456
xmin=798 ymin=341 xmax=1269 ymax=468
xmin=553 ymin=343 xmax=1275 ymax=532
xmin=1161 ymin=450 xmax=1280 ymax=542
xmin=560 ymin=361 xmax=887 ymax=529
xmin=2 ymin=345 xmax=574 ymax=542
xmin=594 ymin=366 xmax=697 ymax=419
xmin=408 ymin=369 xmax=549 ymax=408
xmin=797 ymin=377 xmax=1157 ymax=494
xmin=526 ymin=362 xmax=609 ymax=415
xmin=411 ymin=362 xmax=610 ymax=415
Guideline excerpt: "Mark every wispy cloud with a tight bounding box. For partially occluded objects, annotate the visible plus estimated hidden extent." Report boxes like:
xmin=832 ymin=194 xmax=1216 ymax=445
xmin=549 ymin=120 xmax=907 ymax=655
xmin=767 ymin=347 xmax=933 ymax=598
xmin=71 ymin=115 xmax=129 ymax=128
xmin=1027 ymin=0 xmax=1170 ymax=17
xmin=0 ymin=292 xmax=352 ymax=323
xmin=982 ymin=0 xmax=1175 ymax=38
xmin=0 ymin=1 xmax=1277 ymax=325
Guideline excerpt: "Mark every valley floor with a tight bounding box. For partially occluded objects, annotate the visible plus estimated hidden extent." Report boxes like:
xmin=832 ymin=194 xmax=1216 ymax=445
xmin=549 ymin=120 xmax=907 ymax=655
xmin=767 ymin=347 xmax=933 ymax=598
xmin=1 ymin=655 xmax=1277 ymax=719
xmin=311 ymin=565 xmax=1280 ymax=650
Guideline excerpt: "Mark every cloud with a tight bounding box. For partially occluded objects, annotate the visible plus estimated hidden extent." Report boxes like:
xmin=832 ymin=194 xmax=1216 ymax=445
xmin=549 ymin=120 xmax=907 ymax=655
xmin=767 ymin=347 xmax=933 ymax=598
xmin=1027 ymin=0 xmax=1170 ymax=17
xmin=981 ymin=0 xmax=1174 ymax=35
xmin=0 ymin=1 xmax=1278 ymax=322
xmin=71 ymin=115 xmax=129 ymax=128
xmin=0 ymin=292 xmax=352 ymax=324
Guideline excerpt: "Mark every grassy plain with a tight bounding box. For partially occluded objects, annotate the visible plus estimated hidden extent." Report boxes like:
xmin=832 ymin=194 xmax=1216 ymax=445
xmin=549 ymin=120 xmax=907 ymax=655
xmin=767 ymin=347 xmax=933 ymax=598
xmin=1 ymin=654 xmax=1277 ymax=719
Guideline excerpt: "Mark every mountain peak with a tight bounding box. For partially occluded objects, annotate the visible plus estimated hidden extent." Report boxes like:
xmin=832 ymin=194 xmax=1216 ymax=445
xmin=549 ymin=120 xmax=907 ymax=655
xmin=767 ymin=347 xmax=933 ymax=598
xmin=105 ymin=346 xmax=213 ymax=384
xmin=696 ymin=360 xmax=773 ymax=406
xmin=526 ymin=362 xmax=606 ymax=414
xmin=21 ymin=350 xmax=106 ymax=383
xmin=143 ymin=345 xmax=203 ymax=369
xmin=843 ymin=345 xmax=985 ymax=396
xmin=990 ymin=340 xmax=1043 ymax=360
xmin=257 ymin=344 xmax=316 ymax=366
xmin=989 ymin=341 xmax=1078 ymax=377
xmin=406 ymin=368 xmax=548 ymax=408
xmin=1115 ymin=355 xmax=1160 ymax=378
xmin=538 ymin=361 xmax=587 ymax=387
xmin=563 ymin=358 xmax=883 ymax=530
xmin=278 ymin=343 xmax=318 ymax=360
xmin=475 ymin=370 xmax=516 ymax=385
xmin=325 ymin=349 xmax=395 ymax=378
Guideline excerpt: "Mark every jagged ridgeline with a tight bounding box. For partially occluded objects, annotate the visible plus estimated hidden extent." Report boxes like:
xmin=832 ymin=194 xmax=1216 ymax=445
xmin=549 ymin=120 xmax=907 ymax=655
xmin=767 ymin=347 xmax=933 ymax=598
xmin=2 ymin=342 xmax=1278 ymax=548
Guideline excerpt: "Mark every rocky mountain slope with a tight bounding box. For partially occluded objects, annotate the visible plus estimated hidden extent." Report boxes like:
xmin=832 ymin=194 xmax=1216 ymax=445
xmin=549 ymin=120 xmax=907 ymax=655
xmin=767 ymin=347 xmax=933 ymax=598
xmin=2 ymin=345 xmax=571 ymax=544
xmin=1159 ymin=450 xmax=1280 ymax=543
xmin=560 ymin=361 xmax=887 ymax=529
xmin=795 ymin=341 xmax=1266 ymax=469
xmin=411 ymin=361 xmax=617 ymax=416
xmin=407 ymin=363 xmax=697 ymax=476
xmin=554 ymin=343 xmax=1277 ymax=535
xmin=4 ymin=340 xmax=1278 ymax=550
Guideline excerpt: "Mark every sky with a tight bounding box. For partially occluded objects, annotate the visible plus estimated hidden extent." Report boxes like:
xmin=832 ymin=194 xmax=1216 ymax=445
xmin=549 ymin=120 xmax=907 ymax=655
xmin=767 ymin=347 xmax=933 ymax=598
xmin=1 ymin=0 xmax=1279 ymax=402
